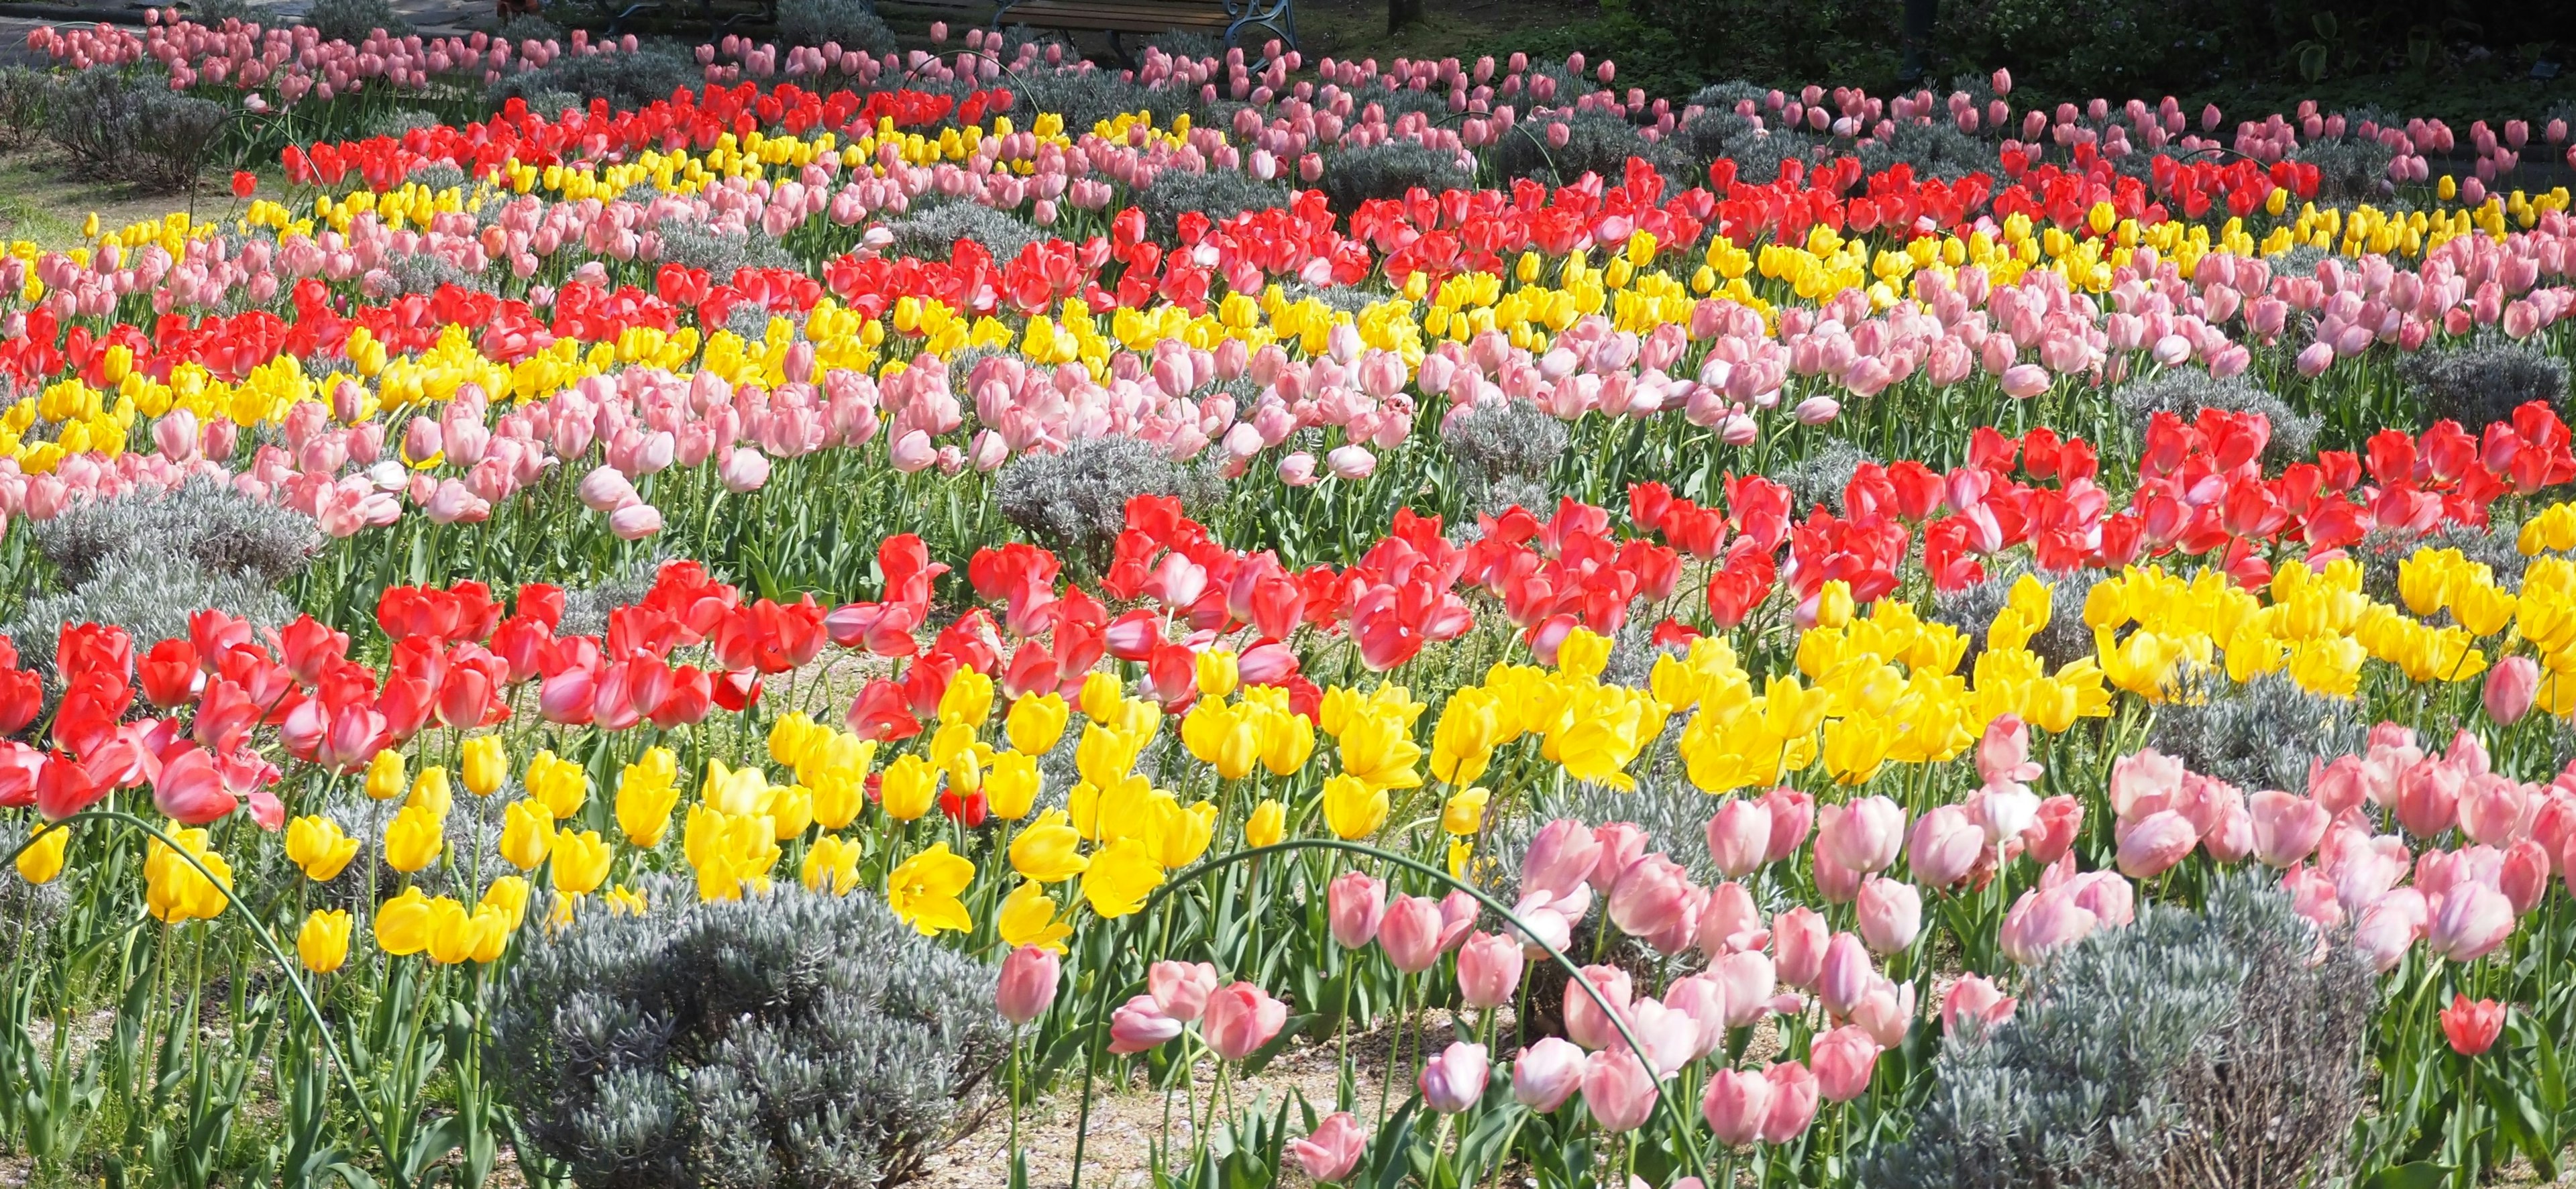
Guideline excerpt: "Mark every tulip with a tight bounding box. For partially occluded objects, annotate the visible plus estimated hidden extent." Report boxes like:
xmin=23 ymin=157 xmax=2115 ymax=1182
xmin=608 ymin=502 xmax=663 ymax=539
xmin=1607 ymin=853 xmax=1697 ymax=941
xmin=1698 ymin=880 xmax=1766 ymax=956
xmin=1148 ymin=960 xmax=1218 ymax=1021
xmin=2485 ymin=657 xmax=2538 ymax=725
xmin=1379 ymin=894 xmax=1444 ymax=972
xmin=1456 ymin=930 xmax=1523 ymax=1010
xmin=1523 ymin=817 xmax=1603 ymax=897
xmin=1563 ymin=964 xmax=1633 ymax=1050
xmin=1810 ymin=1025 xmax=1879 ymax=1102
xmin=1419 ymin=1041 xmax=1490 ymax=1113
xmin=1581 ymin=1048 xmax=1660 ymax=1132
xmin=1907 ymin=804 xmax=1984 ymax=887
xmin=2000 ymin=885 xmax=2096 ymax=965
xmin=1771 ymin=906 xmax=1827 ymax=988
xmin=1588 ymin=822 xmax=1650 ymax=891
xmin=1759 ymin=1061 xmax=1821 ymax=1143
xmin=1856 ymin=876 xmax=1921 ymax=954
xmin=1107 ymin=995 xmax=1182 ymax=1054
xmin=1701 ymin=1068 xmax=1772 ymax=1146
xmin=1511 ymin=1036 xmax=1586 ymax=1111
xmin=1203 ymin=981 xmax=1289 ymax=1061
xmin=997 ymin=945 xmax=1060 ymax=1025
xmin=2439 ymin=994 xmax=2504 ymax=1056
xmin=1289 ymin=1112 xmax=1368 ymax=1182
xmin=1941 ymin=974 xmax=2017 ymax=1037
xmin=2427 ymin=882 xmax=2514 ymax=962
xmin=2249 ymin=791 xmax=2330 ymax=868
xmin=1818 ymin=796 xmax=1904 ymax=874
xmin=297 ymin=908 xmax=352 ymax=974
xmin=1705 ymin=797 xmax=1770 ymax=878
xmin=2116 ymin=809 xmax=2199 ymax=878
xmin=1815 ymin=931 xmax=1876 ymax=1017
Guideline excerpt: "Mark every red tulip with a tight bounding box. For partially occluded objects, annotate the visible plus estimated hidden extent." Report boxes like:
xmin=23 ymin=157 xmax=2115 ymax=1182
xmin=138 ymin=639 xmax=201 ymax=709
xmin=2439 ymin=994 xmax=2504 ymax=1056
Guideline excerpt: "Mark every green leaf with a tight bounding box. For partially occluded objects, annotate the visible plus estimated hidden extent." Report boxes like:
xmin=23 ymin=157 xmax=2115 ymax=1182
xmin=2360 ymin=1162 xmax=2451 ymax=1189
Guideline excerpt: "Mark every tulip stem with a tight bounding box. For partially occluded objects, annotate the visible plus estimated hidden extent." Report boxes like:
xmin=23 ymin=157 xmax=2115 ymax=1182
xmin=1378 ymin=970 xmax=1407 ymax=1128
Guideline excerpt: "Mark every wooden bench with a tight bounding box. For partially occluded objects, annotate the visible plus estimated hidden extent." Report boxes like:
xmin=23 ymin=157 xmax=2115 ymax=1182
xmin=985 ymin=0 xmax=1294 ymax=66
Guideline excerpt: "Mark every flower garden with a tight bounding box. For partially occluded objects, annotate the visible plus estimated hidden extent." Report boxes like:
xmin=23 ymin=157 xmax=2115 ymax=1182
xmin=0 ymin=11 xmax=2574 ymax=1188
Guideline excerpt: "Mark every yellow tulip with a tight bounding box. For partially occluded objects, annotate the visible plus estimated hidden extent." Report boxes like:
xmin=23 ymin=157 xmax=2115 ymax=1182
xmin=1442 ymin=787 xmax=1490 ymax=835
xmin=1079 ymin=671 xmax=1126 ymax=723
xmin=998 ymin=881 xmax=1072 ymax=952
xmin=1006 ymin=693 xmax=1070 ymax=755
xmin=280 ymin=815 xmax=356 ymax=881
xmin=802 ymin=835 xmax=863 ymax=895
xmin=618 ymin=748 xmax=681 ymax=848
xmin=365 ymin=748 xmax=407 ymax=801
xmin=1010 ymin=808 xmax=1089 ymax=883
xmin=1815 ymin=579 xmax=1856 ymax=629
xmin=298 ymin=909 xmax=352 ymax=973
xmin=407 ymin=767 xmax=453 ymax=818
xmin=1153 ymin=799 xmax=1217 ymax=870
xmin=767 ymin=712 xmax=829 ymax=769
xmin=1336 ymin=710 xmax=1424 ymax=791
xmin=499 ymin=801 xmax=554 ymax=872
xmin=421 ymin=897 xmax=478 ymax=964
xmin=382 ymin=803 xmax=445 ymax=873
xmin=985 ymin=749 xmax=1042 ymax=820
xmin=1555 ymin=627 xmax=1611 ymax=679
xmin=374 ymin=888 xmax=433 ymax=956
xmin=480 ymin=875 xmax=531 ymax=931
xmin=939 ymin=669 xmax=996 ymax=727
xmin=550 ymin=829 xmax=614 ymax=895
xmin=879 ymin=754 xmax=940 ymax=822
xmin=1321 ymin=773 xmax=1389 ymax=840
xmin=1245 ymin=798 xmax=1286 ymax=848
xmin=886 ymin=842 xmax=975 ymax=936
xmin=1079 ymin=836 xmax=1165 ymax=919
xmin=525 ymin=749 xmax=590 ymax=819
xmin=461 ymin=736 xmax=507 ymax=797
xmin=1182 ymin=701 xmax=1263 ymax=781
xmin=766 ymin=785 xmax=815 ymax=840
xmin=15 ymin=822 xmax=70 ymax=884
xmin=702 ymin=758 xmax=773 ymax=817
xmin=1195 ymin=648 xmax=1240 ymax=701
xmin=602 ymin=884 xmax=649 ymax=917
xmin=929 ymin=722 xmax=985 ymax=793
xmin=802 ymin=732 xmax=875 ymax=830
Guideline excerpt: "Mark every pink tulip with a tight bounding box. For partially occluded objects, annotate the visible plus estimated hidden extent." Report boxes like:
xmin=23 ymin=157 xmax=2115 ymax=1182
xmin=2353 ymin=887 xmax=2428 ymax=972
xmin=2116 ymin=809 xmax=2199 ymax=878
xmin=2108 ymin=748 xmax=2185 ymax=820
xmin=1588 ymin=822 xmax=1650 ymax=891
xmin=1772 ymin=906 xmax=1828 ymax=988
xmin=2501 ymin=839 xmax=2550 ymax=915
xmin=1289 ymin=1112 xmax=1367 ymax=1183
xmin=1419 ymin=1041 xmax=1489 ymax=1113
xmin=2000 ymin=885 xmax=2097 ymax=965
xmin=1148 ymin=960 xmax=1218 ymax=1021
xmin=1581 ymin=1048 xmax=1660 ymax=1132
xmin=1202 ymin=981 xmax=1289 ymax=1060
xmin=1706 ymin=797 xmax=1770 ymax=877
xmin=2458 ymin=775 xmax=2533 ymax=847
xmin=1697 ymin=880 xmax=1766 ymax=956
xmin=1326 ymin=443 xmax=1376 ymax=480
xmin=1856 ymin=876 xmax=1921 ymax=954
xmin=1523 ymin=817 xmax=1603 ymax=897
xmin=1563 ymin=964 xmax=1633 ymax=1050
xmin=1328 ymin=870 xmax=1384 ymax=949
xmin=2426 ymin=882 xmax=2514 ymax=962
xmin=1759 ymin=1062 xmax=1820 ymax=1143
xmin=997 ymin=946 xmax=1060 ymax=1025
xmin=1819 ymin=796 xmax=1905 ymax=874
xmin=1511 ymin=1036 xmax=1585 ymax=1111
xmin=2484 ymin=657 xmax=2539 ymax=725
xmin=1761 ymin=786 xmax=1815 ymax=862
xmin=1108 ymin=995 xmax=1182 ymax=1054
xmin=1907 ymin=804 xmax=1984 ymax=887
xmin=2396 ymin=758 xmax=2463 ymax=838
xmin=1977 ymin=714 xmax=2042 ymax=785
xmin=1456 ymin=930 xmax=1523 ymax=1009
xmin=1607 ymin=854 xmax=1697 ymax=941
xmin=2023 ymin=795 xmax=2084 ymax=864
xmin=1660 ymin=973 xmax=1729 ymax=1062
xmin=2067 ymin=869 xmax=2136 ymax=927
xmin=718 ymin=446 xmax=771 ymax=492
xmin=1998 ymin=363 xmax=2051 ymax=398
xmin=1810 ymin=1025 xmax=1879 ymax=1102
xmin=1701 ymin=1067 xmax=1772 ymax=1146
xmin=1380 ymin=894 xmax=1445 ymax=972
xmin=1815 ymin=931 xmax=1876 ymax=1017
xmin=608 ymin=503 xmax=663 ymax=540
xmin=1940 ymin=974 xmax=2017 ymax=1037
xmin=2249 ymin=790 xmax=2330 ymax=868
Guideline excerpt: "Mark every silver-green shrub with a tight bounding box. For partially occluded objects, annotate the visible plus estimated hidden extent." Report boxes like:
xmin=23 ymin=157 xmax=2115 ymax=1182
xmin=28 ymin=477 xmax=319 ymax=590
xmin=1862 ymin=872 xmax=2371 ymax=1189
xmin=1320 ymin=141 xmax=1474 ymax=213
xmin=2397 ymin=340 xmax=2571 ymax=433
xmin=2145 ymin=671 xmax=2367 ymax=793
xmin=996 ymin=435 xmax=1222 ymax=569
xmin=492 ymin=878 xmax=1007 ymax=1188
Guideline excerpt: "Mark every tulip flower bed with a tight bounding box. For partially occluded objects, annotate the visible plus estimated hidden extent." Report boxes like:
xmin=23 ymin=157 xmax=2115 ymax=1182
xmin=6 ymin=21 xmax=2576 ymax=1189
